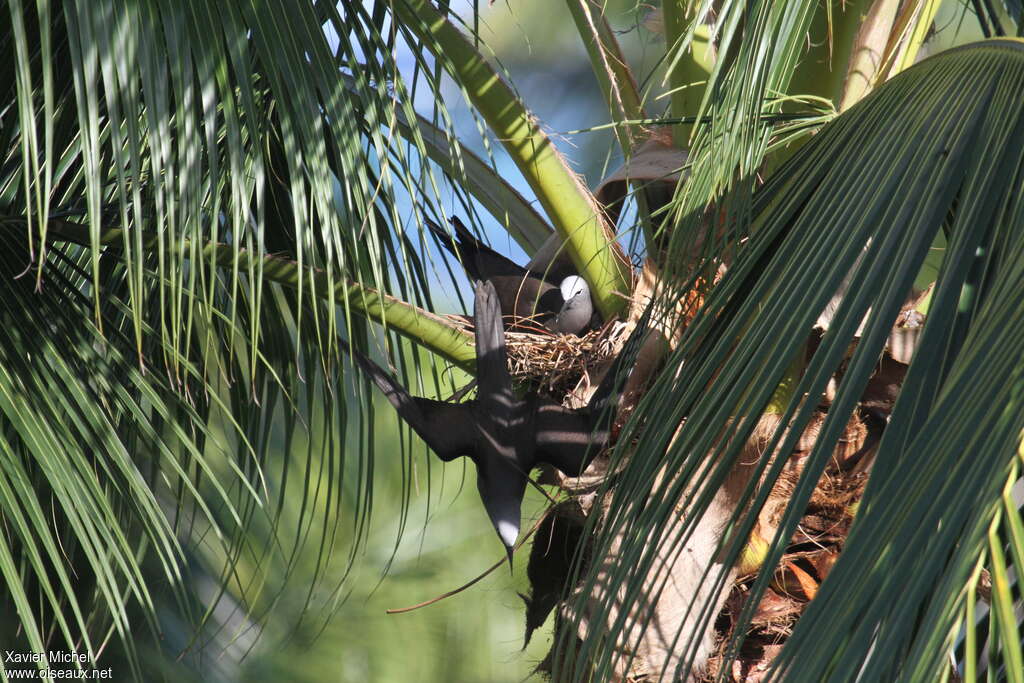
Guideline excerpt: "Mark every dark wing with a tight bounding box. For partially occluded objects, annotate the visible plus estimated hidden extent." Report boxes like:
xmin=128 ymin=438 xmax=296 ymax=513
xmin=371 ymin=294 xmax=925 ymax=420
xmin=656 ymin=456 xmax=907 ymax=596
xmin=533 ymin=399 xmax=605 ymax=476
xmin=432 ymin=216 xmax=557 ymax=324
xmin=427 ymin=216 xmax=523 ymax=282
xmin=483 ymin=273 xmax=560 ymax=326
xmin=534 ymin=303 xmax=656 ymax=473
xmin=450 ymin=216 xmax=526 ymax=280
xmin=473 ymin=280 xmax=512 ymax=408
xmin=346 ymin=344 xmax=475 ymax=461
xmin=402 ymin=398 xmax=477 ymax=462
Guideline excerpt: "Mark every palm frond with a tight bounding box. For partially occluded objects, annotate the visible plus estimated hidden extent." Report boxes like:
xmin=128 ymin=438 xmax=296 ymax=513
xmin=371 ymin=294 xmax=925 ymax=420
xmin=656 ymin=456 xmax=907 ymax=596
xmin=393 ymin=0 xmax=632 ymax=317
xmin=0 ymin=0 xmax=488 ymax=667
xmin=557 ymin=38 xmax=1024 ymax=681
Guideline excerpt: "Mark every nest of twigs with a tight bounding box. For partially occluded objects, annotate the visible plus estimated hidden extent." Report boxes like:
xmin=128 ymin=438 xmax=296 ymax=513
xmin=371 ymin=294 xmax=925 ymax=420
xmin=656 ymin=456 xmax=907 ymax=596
xmin=447 ymin=315 xmax=630 ymax=398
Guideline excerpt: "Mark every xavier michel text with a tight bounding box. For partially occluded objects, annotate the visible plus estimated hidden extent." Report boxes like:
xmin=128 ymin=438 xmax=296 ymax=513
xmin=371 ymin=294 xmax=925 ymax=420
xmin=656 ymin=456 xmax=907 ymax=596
xmin=3 ymin=650 xmax=112 ymax=676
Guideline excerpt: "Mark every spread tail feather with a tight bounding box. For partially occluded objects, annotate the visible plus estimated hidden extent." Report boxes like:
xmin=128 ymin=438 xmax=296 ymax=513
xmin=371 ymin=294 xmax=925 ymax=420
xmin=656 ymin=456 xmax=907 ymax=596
xmin=425 ymin=217 xmax=464 ymax=264
xmin=426 ymin=216 xmax=491 ymax=282
xmin=448 ymin=215 xmax=482 ymax=248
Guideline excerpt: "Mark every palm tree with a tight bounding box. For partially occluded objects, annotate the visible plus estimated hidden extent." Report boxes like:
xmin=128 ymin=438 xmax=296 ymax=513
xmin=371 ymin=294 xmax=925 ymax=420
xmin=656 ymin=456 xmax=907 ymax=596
xmin=2 ymin=1 xmax=1023 ymax=681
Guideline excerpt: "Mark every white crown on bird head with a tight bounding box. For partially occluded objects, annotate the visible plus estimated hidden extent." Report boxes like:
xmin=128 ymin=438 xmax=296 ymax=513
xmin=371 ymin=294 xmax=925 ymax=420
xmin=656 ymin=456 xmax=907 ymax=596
xmin=559 ymin=275 xmax=589 ymax=301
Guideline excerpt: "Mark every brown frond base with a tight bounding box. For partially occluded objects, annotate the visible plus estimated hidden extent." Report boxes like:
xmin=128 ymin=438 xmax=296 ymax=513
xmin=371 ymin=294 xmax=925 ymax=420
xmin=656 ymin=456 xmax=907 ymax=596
xmin=701 ymin=465 xmax=867 ymax=682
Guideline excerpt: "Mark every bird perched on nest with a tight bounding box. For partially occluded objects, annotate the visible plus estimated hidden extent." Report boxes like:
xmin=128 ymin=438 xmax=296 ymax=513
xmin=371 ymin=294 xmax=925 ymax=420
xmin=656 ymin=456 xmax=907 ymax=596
xmin=344 ymin=281 xmax=644 ymax=565
xmin=427 ymin=216 xmax=597 ymax=335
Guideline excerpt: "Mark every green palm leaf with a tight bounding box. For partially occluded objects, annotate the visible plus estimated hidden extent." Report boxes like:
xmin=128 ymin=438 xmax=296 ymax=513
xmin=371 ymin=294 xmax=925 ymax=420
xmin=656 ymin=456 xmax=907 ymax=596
xmin=5 ymin=1 xmax=1024 ymax=681
xmin=1 ymin=0 xmax=484 ymax=672
xmin=558 ymin=37 xmax=1024 ymax=681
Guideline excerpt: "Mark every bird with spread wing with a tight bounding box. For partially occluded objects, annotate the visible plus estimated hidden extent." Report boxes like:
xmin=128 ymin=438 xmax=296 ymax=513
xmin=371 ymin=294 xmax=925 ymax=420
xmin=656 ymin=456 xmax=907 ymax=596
xmin=344 ymin=280 xmax=645 ymax=563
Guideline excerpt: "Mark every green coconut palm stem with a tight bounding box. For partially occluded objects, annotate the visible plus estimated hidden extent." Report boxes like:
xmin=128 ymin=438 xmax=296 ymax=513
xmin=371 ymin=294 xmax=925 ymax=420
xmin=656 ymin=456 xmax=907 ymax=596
xmin=392 ymin=110 xmax=553 ymax=253
xmin=394 ymin=0 xmax=632 ymax=319
xmin=661 ymin=2 xmax=715 ymax=146
xmin=838 ymin=0 xmax=901 ymax=111
xmin=891 ymin=0 xmax=943 ymax=77
xmin=566 ymin=0 xmax=645 ymax=154
xmin=25 ymin=218 xmax=477 ymax=371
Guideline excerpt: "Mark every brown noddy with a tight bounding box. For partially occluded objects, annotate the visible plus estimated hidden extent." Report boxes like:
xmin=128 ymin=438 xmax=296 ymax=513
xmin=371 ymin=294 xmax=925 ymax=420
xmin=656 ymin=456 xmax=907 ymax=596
xmin=426 ymin=217 xmax=595 ymax=335
xmin=345 ymin=281 xmax=644 ymax=564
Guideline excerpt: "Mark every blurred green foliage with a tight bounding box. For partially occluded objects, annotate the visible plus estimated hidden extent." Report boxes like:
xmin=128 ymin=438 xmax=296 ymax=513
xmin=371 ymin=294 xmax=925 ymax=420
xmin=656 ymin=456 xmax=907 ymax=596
xmin=186 ymin=347 xmax=555 ymax=682
xmin=232 ymin=401 xmax=553 ymax=683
